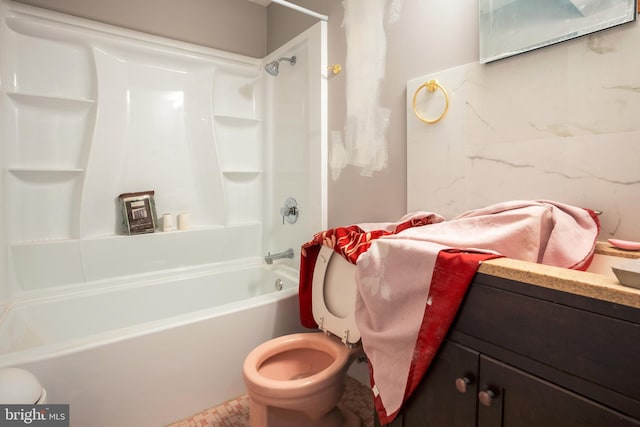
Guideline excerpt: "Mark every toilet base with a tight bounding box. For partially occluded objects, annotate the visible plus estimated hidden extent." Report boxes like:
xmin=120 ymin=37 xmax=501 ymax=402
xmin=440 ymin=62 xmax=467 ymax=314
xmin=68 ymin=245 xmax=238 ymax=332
xmin=250 ymin=401 xmax=362 ymax=427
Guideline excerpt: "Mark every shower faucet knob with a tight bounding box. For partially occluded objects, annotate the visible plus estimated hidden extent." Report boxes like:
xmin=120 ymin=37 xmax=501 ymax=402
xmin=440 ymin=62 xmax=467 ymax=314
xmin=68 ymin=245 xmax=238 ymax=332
xmin=280 ymin=197 xmax=299 ymax=225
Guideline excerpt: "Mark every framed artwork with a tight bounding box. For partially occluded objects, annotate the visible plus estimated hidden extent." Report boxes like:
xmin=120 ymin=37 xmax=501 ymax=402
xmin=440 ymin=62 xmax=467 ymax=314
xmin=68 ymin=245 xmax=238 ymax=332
xmin=480 ymin=0 xmax=637 ymax=63
xmin=118 ymin=190 xmax=158 ymax=234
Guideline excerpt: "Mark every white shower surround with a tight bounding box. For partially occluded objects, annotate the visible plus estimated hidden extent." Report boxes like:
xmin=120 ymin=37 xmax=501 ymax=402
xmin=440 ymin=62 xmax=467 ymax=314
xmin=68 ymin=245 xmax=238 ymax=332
xmin=0 ymin=0 xmax=327 ymax=300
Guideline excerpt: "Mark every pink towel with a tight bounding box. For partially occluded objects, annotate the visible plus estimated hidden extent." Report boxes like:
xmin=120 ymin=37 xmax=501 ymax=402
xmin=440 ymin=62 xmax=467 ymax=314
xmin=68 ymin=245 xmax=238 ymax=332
xmin=356 ymin=200 xmax=600 ymax=423
xmin=298 ymin=212 xmax=445 ymax=328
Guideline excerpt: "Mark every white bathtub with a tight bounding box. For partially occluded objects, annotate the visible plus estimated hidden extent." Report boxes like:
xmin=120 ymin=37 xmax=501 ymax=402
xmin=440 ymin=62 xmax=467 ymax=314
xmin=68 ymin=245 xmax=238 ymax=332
xmin=0 ymin=260 xmax=305 ymax=426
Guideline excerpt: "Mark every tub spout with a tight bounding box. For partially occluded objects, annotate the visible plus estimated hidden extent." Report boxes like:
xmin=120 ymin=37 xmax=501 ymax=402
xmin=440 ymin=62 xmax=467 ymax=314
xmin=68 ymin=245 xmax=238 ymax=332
xmin=265 ymin=248 xmax=294 ymax=264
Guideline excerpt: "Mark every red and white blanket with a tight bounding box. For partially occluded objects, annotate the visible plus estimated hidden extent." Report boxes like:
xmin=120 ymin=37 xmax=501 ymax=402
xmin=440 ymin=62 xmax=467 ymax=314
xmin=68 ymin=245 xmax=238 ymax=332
xmin=298 ymin=200 xmax=600 ymax=424
xmin=299 ymin=211 xmax=446 ymax=328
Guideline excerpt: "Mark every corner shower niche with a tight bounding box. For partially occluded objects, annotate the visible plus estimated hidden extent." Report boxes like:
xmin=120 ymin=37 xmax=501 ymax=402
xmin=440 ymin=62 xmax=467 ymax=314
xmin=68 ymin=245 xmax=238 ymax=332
xmin=5 ymin=16 xmax=96 ymax=243
xmin=1 ymin=3 xmax=268 ymax=292
xmin=213 ymin=71 xmax=263 ymax=225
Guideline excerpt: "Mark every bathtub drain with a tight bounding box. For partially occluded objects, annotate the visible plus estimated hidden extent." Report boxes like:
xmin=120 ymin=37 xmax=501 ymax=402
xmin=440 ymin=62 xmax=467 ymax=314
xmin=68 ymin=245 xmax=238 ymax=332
xmin=275 ymin=278 xmax=284 ymax=291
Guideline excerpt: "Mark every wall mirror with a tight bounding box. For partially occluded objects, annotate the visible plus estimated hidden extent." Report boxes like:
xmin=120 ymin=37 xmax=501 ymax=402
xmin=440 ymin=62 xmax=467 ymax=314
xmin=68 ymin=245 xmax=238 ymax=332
xmin=480 ymin=0 xmax=637 ymax=63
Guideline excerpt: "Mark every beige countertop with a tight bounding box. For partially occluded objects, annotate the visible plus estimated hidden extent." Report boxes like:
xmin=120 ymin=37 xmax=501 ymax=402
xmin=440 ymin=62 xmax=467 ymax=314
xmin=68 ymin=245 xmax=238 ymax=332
xmin=478 ymin=241 xmax=640 ymax=309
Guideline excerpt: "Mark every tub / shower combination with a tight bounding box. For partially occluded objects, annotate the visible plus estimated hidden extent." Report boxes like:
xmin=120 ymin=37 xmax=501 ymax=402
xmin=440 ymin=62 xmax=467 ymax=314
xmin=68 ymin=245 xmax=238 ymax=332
xmin=0 ymin=260 xmax=304 ymax=426
xmin=0 ymin=1 xmax=327 ymax=426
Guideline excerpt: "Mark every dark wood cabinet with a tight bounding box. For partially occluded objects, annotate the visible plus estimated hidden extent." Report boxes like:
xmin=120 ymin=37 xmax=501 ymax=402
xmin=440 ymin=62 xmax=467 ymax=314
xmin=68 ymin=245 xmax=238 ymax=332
xmin=376 ymin=273 xmax=640 ymax=427
xmin=400 ymin=340 xmax=478 ymax=427
xmin=479 ymin=354 xmax=640 ymax=427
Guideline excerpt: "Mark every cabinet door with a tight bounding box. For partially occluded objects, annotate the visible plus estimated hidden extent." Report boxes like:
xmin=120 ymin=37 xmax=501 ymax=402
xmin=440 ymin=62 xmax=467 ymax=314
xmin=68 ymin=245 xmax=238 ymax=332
xmin=478 ymin=356 xmax=640 ymax=427
xmin=393 ymin=340 xmax=479 ymax=427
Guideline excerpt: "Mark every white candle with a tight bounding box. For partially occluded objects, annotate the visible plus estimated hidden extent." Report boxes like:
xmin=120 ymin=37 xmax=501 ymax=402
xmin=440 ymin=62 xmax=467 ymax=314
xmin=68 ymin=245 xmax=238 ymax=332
xmin=162 ymin=214 xmax=173 ymax=232
xmin=177 ymin=212 xmax=189 ymax=230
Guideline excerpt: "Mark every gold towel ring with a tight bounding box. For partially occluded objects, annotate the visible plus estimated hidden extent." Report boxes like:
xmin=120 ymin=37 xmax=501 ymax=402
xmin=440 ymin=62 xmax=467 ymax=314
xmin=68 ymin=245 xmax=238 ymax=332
xmin=412 ymin=79 xmax=449 ymax=125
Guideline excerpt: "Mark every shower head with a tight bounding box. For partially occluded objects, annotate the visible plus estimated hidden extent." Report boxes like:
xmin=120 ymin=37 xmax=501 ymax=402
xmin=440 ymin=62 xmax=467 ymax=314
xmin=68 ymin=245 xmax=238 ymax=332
xmin=264 ymin=56 xmax=297 ymax=76
xmin=264 ymin=61 xmax=279 ymax=76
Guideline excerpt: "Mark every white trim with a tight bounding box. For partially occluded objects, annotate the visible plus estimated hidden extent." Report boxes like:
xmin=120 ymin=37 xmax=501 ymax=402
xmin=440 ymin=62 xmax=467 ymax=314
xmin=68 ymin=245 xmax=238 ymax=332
xmin=271 ymin=0 xmax=328 ymax=21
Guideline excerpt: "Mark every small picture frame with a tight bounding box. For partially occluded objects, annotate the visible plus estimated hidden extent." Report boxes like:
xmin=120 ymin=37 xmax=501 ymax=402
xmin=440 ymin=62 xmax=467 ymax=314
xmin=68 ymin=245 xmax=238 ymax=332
xmin=118 ymin=190 xmax=158 ymax=235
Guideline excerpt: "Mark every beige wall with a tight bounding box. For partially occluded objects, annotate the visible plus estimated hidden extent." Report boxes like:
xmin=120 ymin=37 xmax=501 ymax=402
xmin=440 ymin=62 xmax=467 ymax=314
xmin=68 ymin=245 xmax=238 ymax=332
xmin=15 ymin=0 xmax=267 ymax=57
xmin=270 ymin=1 xmax=479 ymax=227
xmin=266 ymin=1 xmax=323 ymax=54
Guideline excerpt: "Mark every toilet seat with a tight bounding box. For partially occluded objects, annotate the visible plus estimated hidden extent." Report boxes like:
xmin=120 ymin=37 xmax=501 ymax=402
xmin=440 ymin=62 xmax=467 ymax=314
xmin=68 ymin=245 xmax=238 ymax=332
xmin=311 ymin=245 xmax=360 ymax=345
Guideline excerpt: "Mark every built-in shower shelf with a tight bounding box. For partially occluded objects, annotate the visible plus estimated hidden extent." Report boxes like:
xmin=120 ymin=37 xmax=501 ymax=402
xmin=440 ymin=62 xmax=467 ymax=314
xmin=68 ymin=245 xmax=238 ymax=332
xmin=213 ymin=114 xmax=261 ymax=124
xmin=222 ymin=170 xmax=262 ymax=177
xmin=6 ymin=91 xmax=96 ymax=106
xmin=11 ymin=238 xmax=81 ymax=246
xmin=9 ymin=168 xmax=84 ymax=180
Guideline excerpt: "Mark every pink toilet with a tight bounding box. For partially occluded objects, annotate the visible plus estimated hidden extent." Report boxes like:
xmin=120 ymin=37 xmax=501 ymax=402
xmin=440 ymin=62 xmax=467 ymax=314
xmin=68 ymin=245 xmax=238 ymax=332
xmin=243 ymin=245 xmax=364 ymax=427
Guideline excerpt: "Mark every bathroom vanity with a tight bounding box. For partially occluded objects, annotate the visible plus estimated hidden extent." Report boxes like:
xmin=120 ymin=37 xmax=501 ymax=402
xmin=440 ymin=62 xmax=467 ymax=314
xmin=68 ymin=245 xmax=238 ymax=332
xmin=376 ymin=245 xmax=640 ymax=427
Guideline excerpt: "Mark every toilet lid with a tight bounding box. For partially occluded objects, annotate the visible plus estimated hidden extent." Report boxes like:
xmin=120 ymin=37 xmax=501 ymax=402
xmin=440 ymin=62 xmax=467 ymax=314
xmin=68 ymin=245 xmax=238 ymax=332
xmin=311 ymin=245 xmax=360 ymax=344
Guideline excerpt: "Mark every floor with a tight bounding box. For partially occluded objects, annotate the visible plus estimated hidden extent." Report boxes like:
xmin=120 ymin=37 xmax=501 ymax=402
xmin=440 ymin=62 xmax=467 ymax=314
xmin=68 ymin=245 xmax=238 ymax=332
xmin=167 ymin=376 xmax=374 ymax=427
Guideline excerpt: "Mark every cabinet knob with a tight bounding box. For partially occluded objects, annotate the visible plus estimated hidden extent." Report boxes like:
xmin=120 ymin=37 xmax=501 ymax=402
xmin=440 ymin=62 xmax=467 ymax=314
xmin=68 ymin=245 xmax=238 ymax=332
xmin=455 ymin=376 xmax=471 ymax=393
xmin=478 ymin=389 xmax=496 ymax=407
